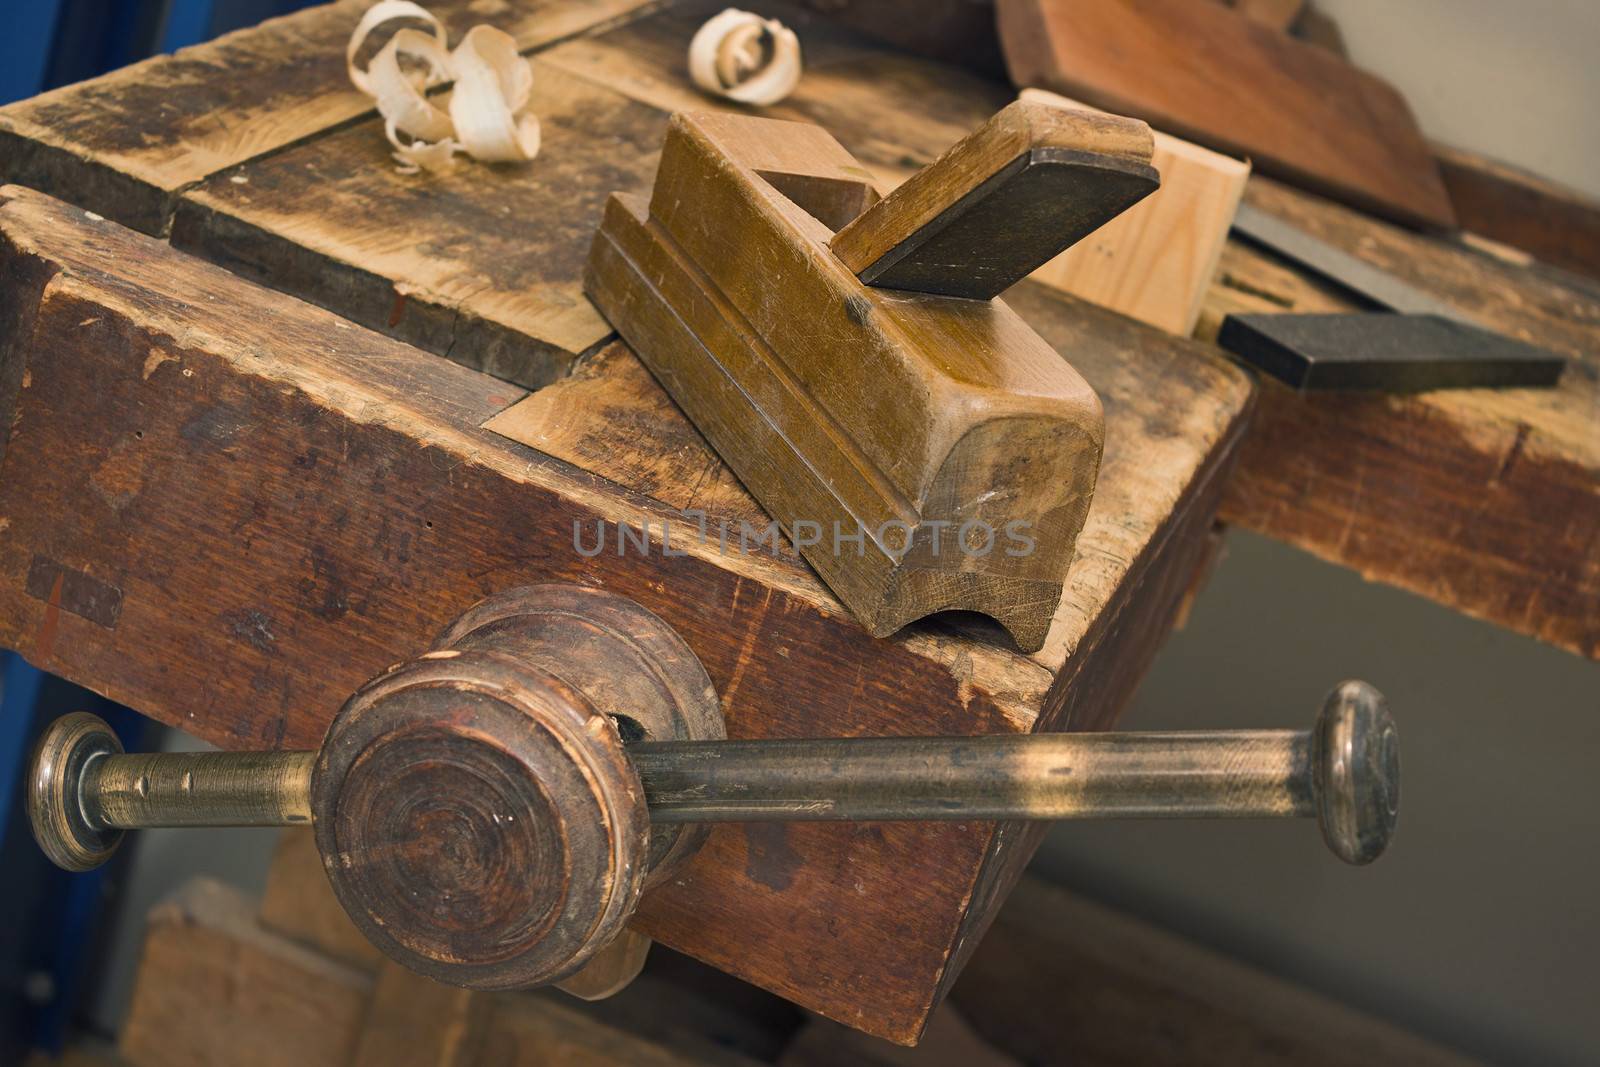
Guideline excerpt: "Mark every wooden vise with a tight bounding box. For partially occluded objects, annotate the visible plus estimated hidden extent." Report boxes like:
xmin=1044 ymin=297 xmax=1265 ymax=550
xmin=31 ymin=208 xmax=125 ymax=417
xmin=585 ymin=101 xmax=1159 ymax=651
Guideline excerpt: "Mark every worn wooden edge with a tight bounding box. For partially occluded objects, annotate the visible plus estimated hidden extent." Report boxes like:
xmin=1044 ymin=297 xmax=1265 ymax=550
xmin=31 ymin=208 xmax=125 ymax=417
xmin=169 ymin=195 xmax=596 ymax=390
xmin=1201 ymin=178 xmax=1600 ymax=658
xmin=0 ymin=185 xmax=1052 ymax=735
xmin=0 ymin=0 xmax=665 ymax=235
xmin=1020 ymin=87 xmax=1250 ymax=336
xmin=123 ymin=876 xmax=750 ymax=1067
xmin=120 ymin=877 xmax=374 ymax=1067
xmin=1433 ymin=141 xmax=1600 ymax=282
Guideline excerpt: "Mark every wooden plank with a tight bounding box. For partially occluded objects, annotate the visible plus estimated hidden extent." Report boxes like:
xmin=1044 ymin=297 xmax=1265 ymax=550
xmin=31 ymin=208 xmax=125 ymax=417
xmin=120 ymin=879 xmax=372 ymax=1067
xmin=1203 ymin=178 xmax=1600 ymax=658
xmin=0 ymin=185 xmax=1249 ymax=1042
xmin=261 ymin=826 xmax=384 ymax=972
xmin=0 ymin=0 xmax=656 ymax=235
xmin=351 ymin=964 xmax=488 ymax=1067
xmin=169 ymin=1 xmax=1008 ymax=386
xmin=1022 ymin=88 xmax=1249 ymax=335
xmin=1434 ymin=142 xmax=1600 ymax=282
xmin=1226 ymin=0 xmax=1305 ymax=32
xmin=951 ymin=877 xmax=1480 ymax=1066
xmin=172 ymin=58 xmax=669 ymax=388
xmin=121 ymin=878 xmax=744 ymax=1067
xmin=261 ymin=830 xmax=802 ymax=1067
xmin=996 ymin=0 xmax=1456 ymax=231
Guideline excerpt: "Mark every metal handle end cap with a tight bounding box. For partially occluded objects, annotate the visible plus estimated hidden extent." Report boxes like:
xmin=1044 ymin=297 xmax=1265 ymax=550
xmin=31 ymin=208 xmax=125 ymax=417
xmin=28 ymin=712 xmax=125 ymax=872
xmin=1313 ymin=681 xmax=1400 ymax=865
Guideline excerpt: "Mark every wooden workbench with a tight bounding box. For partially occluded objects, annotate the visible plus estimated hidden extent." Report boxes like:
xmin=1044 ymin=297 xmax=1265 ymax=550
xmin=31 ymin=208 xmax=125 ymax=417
xmin=0 ymin=0 xmax=1591 ymax=1046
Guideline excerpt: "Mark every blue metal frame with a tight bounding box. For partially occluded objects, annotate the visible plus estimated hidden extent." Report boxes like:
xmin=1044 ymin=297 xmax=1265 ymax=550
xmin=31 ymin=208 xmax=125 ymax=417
xmin=160 ymin=0 xmax=216 ymax=52
xmin=0 ymin=0 xmax=65 ymax=104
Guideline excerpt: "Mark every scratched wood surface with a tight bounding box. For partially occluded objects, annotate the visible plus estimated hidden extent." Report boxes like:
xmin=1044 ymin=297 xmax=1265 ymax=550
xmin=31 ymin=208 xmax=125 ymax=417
xmin=1203 ymin=178 xmax=1600 ymax=658
xmin=174 ymin=58 xmax=669 ymax=387
xmin=166 ymin=1 xmax=1005 ymax=387
xmin=0 ymin=184 xmax=1248 ymax=1042
xmin=0 ymin=0 xmax=653 ymax=236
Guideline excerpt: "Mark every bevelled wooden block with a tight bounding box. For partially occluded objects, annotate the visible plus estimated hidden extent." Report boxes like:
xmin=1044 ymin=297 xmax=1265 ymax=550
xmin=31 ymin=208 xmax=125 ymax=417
xmin=585 ymin=107 xmax=1157 ymax=652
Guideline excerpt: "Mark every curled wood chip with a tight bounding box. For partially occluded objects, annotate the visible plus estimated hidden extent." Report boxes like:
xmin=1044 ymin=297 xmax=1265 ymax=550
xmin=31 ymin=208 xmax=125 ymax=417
xmin=688 ymin=9 xmax=802 ymax=106
xmin=347 ymin=1 xmax=539 ymax=175
xmin=448 ymin=26 xmax=540 ymax=163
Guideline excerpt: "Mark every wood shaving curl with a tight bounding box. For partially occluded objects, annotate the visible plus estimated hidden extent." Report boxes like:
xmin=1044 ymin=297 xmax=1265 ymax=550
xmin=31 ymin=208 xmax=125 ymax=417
xmin=688 ymin=9 xmax=802 ymax=106
xmin=348 ymin=1 xmax=538 ymax=175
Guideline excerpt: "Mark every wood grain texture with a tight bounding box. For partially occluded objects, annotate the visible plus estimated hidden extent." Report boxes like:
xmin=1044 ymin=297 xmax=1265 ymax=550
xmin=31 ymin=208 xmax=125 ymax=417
xmin=494 ymin=301 xmax=1252 ymax=680
xmin=171 ymin=0 xmax=1007 ymax=386
xmin=1022 ymin=88 xmax=1249 ymax=335
xmin=1434 ymin=142 xmax=1600 ymax=282
xmin=952 ymin=877 xmax=1481 ymax=1067
xmin=997 ymin=0 xmax=1455 ymax=230
xmin=587 ymin=109 xmax=1106 ymax=650
xmin=830 ymin=99 xmax=1157 ymax=298
xmin=0 ymin=0 xmax=654 ymax=236
xmin=1204 ymin=178 xmax=1600 ymax=658
xmin=172 ymin=58 xmax=669 ymax=388
xmin=351 ymin=964 xmax=489 ymax=1067
xmin=122 ymin=878 xmax=745 ymax=1067
xmin=121 ymin=879 xmax=372 ymax=1067
xmin=539 ymin=1 xmax=1010 ymax=193
xmin=0 ymin=2 xmax=1264 ymax=1038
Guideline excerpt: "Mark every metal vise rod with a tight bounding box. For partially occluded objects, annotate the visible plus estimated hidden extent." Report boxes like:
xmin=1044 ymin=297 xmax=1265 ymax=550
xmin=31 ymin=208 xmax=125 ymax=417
xmin=31 ymin=682 xmax=1397 ymax=866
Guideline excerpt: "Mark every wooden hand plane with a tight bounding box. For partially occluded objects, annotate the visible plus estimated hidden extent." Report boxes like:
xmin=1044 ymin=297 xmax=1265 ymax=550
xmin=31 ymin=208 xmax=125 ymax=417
xmin=585 ymin=101 xmax=1159 ymax=652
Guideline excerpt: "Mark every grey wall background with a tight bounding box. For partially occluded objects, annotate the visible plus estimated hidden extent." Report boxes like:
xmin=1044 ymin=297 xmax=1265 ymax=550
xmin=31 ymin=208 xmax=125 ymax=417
xmin=79 ymin=3 xmax=1599 ymax=1064
xmin=1035 ymin=533 xmax=1599 ymax=1067
xmin=1314 ymin=0 xmax=1600 ymax=199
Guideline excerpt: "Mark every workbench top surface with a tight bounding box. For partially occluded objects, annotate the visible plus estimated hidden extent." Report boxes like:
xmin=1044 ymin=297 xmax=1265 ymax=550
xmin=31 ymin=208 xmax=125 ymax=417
xmin=0 ymin=0 xmax=1593 ymax=1043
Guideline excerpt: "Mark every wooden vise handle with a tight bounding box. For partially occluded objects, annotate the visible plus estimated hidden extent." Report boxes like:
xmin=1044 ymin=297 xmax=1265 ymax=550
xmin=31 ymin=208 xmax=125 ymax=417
xmin=829 ymin=100 xmax=1161 ymax=299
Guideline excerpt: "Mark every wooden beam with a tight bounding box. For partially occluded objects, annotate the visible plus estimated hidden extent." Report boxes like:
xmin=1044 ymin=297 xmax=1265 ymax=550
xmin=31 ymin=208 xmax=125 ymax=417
xmin=121 ymin=879 xmax=371 ymax=1067
xmin=1203 ymin=178 xmax=1600 ymax=659
xmin=120 ymin=878 xmax=741 ymax=1067
xmin=1433 ymin=143 xmax=1600 ymax=282
xmin=0 ymin=0 xmax=656 ymax=235
xmin=952 ymin=877 xmax=1480 ymax=1066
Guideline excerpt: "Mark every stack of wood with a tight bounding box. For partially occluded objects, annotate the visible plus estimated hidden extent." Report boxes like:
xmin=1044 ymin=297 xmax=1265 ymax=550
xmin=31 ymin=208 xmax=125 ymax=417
xmin=98 ymin=831 xmax=1478 ymax=1067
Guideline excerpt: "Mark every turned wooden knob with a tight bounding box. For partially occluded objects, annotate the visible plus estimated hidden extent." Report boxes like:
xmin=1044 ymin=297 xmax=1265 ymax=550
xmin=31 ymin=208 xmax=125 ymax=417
xmin=311 ymin=584 xmax=721 ymax=990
